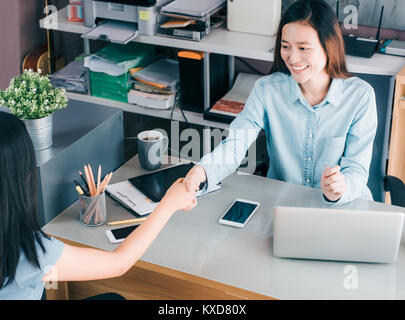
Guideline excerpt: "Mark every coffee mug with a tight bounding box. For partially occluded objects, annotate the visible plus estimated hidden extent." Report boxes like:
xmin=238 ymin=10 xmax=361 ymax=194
xmin=137 ymin=130 xmax=169 ymax=170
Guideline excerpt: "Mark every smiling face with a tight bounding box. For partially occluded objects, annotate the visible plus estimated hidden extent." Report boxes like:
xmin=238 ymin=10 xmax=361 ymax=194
xmin=280 ymin=22 xmax=329 ymax=86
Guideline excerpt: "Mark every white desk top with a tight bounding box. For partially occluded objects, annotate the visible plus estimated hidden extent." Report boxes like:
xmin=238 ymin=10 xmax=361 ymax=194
xmin=43 ymin=155 xmax=405 ymax=300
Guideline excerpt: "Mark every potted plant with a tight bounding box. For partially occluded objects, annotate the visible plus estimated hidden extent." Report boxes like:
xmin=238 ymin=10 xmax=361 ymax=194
xmin=0 ymin=69 xmax=68 ymax=150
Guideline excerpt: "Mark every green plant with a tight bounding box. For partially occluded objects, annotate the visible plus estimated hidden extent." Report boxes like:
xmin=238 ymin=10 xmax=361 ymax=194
xmin=0 ymin=69 xmax=67 ymax=120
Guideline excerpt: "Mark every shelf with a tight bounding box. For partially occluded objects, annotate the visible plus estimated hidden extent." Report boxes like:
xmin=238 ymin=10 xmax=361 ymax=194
xmin=66 ymin=92 xmax=229 ymax=130
xmin=39 ymin=6 xmax=405 ymax=75
xmin=40 ymin=6 xmax=275 ymax=61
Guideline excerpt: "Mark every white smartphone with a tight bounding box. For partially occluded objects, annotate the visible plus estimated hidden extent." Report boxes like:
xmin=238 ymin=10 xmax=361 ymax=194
xmin=105 ymin=224 xmax=140 ymax=244
xmin=218 ymin=199 xmax=260 ymax=228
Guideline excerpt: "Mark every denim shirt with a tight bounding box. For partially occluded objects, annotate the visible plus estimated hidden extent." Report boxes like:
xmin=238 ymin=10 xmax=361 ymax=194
xmin=200 ymin=72 xmax=377 ymax=205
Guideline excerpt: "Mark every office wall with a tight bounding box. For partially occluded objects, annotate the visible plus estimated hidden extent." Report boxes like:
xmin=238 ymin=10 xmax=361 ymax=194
xmin=283 ymin=0 xmax=405 ymax=31
xmin=0 ymin=0 xmax=45 ymax=90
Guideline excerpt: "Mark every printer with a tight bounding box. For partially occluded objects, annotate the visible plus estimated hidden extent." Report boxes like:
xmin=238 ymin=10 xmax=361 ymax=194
xmin=82 ymin=0 xmax=173 ymax=42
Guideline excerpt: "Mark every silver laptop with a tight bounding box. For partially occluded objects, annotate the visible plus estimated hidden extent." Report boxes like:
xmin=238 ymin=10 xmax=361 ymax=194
xmin=273 ymin=207 xmax=404 ymax=263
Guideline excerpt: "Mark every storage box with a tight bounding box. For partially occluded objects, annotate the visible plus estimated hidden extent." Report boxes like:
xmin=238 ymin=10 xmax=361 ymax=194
xmin=90 ymin=70 xmax=129 ymax=102
xmin=227 ymin=0 xmax=281 ymax=36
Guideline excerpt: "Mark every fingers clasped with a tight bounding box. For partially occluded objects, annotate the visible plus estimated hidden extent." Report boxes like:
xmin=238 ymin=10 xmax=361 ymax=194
xmin=321 ymin=166 xmax=346 ymax=202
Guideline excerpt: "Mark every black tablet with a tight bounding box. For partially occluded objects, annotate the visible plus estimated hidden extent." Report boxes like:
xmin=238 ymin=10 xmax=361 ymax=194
xmin=128 ymin=163 xmax=195 ymax=202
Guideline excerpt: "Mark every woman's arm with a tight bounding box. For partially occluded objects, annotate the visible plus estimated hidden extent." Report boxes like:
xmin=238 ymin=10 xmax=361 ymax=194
xmin=42 ymin=179 xmax=196 ymax=282
xmin=324 ymin=86 xmax=378 ymax=205
xmin=185 ymin=79 xmax=267 ymax=192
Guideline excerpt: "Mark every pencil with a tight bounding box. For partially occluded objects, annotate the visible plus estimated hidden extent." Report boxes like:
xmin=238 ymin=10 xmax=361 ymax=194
xmin=97 ymin=165 xmax=101 ymax=194
xmin=107 ymin=217 xmax=147 ymax=226
xmin=75 ymin=185 xmax=84 ymax=195
xmin=78 ymin=170 xmax=90 ymax=195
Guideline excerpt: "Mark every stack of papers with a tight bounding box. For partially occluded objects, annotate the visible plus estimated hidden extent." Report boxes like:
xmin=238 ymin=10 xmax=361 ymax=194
xmin=50 ymin=59 xmax=88 ymax=94
xmin=127 ymin=90 xmax=176 ymax=109
xmin=131 ymin=58 xmax=180 ymax=91
xmin=84 ymin=42 xmax=156 ymax=76
xmin=128 ymin=58 xmax=180 ymax=109
xmin=82 ymin=20 xmax=138 ymax=44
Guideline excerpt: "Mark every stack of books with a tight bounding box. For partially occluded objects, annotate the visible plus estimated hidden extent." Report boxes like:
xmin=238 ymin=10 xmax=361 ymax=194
xmin=128 ymin=58 xmax=180 ymax=109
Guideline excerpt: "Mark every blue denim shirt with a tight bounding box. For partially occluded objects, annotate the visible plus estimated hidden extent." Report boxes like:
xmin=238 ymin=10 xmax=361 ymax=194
xmin=200 ymin=72 xmax=377 ymax=205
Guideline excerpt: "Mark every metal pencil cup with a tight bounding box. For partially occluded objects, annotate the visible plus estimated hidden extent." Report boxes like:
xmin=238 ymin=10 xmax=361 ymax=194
xmin=79 ymin=192 xmax=106 ymax=226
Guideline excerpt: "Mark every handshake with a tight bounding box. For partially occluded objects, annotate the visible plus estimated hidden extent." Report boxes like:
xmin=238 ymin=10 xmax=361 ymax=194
xmin=162 ymin=165 xmax=207 ymax=212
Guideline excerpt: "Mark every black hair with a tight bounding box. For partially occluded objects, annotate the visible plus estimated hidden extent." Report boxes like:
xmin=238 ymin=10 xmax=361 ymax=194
xmin=271 ymin=0 xmax=350 ymax=78
xmin=0 ymin=111 xmax=48 ymax=288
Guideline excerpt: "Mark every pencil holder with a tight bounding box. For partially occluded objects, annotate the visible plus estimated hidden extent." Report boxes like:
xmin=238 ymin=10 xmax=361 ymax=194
xmin=79 ymin=192 xmax=107 ymax=227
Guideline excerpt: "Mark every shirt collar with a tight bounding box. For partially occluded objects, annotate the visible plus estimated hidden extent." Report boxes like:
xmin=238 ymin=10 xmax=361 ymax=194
xmin=288 ymin=75 xmax=343 ymax=107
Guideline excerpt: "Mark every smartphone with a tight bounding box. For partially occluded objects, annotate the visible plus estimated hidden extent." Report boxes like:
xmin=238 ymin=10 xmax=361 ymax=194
xmin=218 ymin=199 xmax=260 ymax=228
xmin=105 ymin=224 xmax=140 ymax=244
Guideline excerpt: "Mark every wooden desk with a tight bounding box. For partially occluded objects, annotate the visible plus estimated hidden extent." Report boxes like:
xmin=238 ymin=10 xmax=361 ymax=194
xmin=43 ymin=156 xmax=405 ymax=300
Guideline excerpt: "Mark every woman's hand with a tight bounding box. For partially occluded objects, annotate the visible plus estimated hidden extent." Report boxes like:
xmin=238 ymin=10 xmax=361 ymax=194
xmin=321 ymin=165 xmax=346 ymax=202
xmin=183 ymin=165 xmax=207 ymax=192
xmin=161 ymin=178 xmax=197 ymax=212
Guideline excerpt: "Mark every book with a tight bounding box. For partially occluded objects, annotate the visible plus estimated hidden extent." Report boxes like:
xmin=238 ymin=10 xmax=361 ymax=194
xmin=127 ymin=89 xmax=175 ymax=109
xmin=106 ymin=180 xmax=157 ymax=216
xmin=208 ymin=73 xmax=262 ymax=117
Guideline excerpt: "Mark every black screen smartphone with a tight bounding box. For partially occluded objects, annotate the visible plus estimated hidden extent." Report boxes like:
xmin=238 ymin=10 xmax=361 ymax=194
xmin=106 ymin=224 xmax=140 ymax=244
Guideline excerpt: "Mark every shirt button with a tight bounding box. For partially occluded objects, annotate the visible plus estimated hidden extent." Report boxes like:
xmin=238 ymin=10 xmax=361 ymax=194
xmin=309 ymin=133 xmax=313 ymax=138
xmin=307 ymin=156 xmax=312 ymax=161
xmin=306 ymin=179 xmax=310 ymax=183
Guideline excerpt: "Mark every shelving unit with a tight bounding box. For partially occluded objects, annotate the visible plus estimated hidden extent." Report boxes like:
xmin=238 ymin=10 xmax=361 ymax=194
xmin=40 ymin=6 xmax=405 ymax=130
xmin=67 ymin=91 xmax=229 ymax=129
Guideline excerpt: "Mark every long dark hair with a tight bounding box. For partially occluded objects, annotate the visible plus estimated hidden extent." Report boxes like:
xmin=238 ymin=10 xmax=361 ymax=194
xmin=271 ymin=0 xmax=350 ymax=78
xmin=0 ymin=112 xmax=47 ymax=288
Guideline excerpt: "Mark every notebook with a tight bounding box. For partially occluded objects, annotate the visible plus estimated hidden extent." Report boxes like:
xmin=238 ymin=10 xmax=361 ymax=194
xmin=106 ymin=163 xmax=221 ymax=216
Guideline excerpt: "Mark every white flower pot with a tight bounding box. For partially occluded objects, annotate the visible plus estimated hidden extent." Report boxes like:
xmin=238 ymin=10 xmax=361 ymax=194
xmin=24 ymin=114 xmax=53 ymax=150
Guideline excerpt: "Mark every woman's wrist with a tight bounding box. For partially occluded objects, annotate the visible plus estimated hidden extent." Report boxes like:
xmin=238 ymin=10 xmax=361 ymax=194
xmin=156 ymin=199 xmax=177 ymax=216
xmin=194 ymin=165 xmax=207 ymax=182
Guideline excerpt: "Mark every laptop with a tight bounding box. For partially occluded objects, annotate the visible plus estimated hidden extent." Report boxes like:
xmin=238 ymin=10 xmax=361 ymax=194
xmin=273 ymin=207 xmax=404 ymax=263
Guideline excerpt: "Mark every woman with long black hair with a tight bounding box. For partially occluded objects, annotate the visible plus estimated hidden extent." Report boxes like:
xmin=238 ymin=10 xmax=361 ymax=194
xmin=0 ymin=112 xmax=196 ymax=299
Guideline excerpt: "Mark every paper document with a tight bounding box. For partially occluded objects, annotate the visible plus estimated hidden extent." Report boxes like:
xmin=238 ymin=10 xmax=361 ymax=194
xmin=82 ymin=20 xmax=138 ymax=44
xmin=50 ymin=59 xmax=88 ymax=93
xmin=106 ymin=181 xmax=158 ymax=216
xmin=209 ymin=73 xmax=262 ymax=117
xmin=84 ymin=42 xmax=155 ymax=76
xmin=131 ymin=58 xmax=180 ymax=90
xmin=127 ymin=89 xmax=175 ymax=109
xmin=106 ymin=179 xmax=222 ymax=216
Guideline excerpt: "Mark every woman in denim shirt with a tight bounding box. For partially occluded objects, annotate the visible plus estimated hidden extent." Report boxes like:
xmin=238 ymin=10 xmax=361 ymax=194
xmin=184 ymin=0 xmax=377 ymax=205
